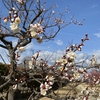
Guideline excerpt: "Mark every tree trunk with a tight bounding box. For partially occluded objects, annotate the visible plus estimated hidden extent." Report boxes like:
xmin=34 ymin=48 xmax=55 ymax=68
xmin=7 ymin=88 xmax=15 ymax=100
xmin=7 ymin=49 xmax=16 ymax=100
xmin=9 ymin=49 xmax=17 ymax=71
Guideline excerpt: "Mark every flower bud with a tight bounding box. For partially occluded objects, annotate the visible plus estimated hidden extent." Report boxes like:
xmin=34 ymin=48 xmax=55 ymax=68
xmin=14 ymin=14 xmax=18 ymax=18
xmin=9 ymin=11 xmax=12 ymax=14
xmin=3 ymin=18 xmax=8 ymax=23
xmin=12 ymin=7 xmax=15 ymax=10
xmin=11 ymin=18 xmax=14 ymax=22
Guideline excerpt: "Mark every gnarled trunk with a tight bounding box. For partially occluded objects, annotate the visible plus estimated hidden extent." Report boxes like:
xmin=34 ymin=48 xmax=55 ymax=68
xmin=7 ymin=49 xmax=17 ymax=100
xmin=7 ymin=88 xmax=15 ymax=100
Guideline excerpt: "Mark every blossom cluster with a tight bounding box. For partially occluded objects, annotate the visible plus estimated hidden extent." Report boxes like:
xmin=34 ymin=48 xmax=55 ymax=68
xmin=77 ymin=86 xmax=100 ymax=100
xmin=15 ymin=46 xmax=26 ymax=61
xmin=55 ymin=34 xmax=89 ymax=67
xmin=61 ymin=67 xmax=87 ymax=81
xmin=29 ymin=51 xmax=41 ymax=69
xmin=40 ymin=75 xmax=54 ymax=96
xmin=3 ymin=6 xmax=46 ymax=61
xmin=56 ymin=51 xmax=76 ymax=67
xmin=88 ymin=70 xmax=100 ymax=85
xmin=66 ymin=34 xmax=89 ymax=52
xmin=29 ymin=51 xmax=49 ymax=69
xmin=4 ymin=7 xmax=45 ymax=43
xmin=4 ymin=7 xmax=21 ymax=33
xmin=28 ymin=23 xmax=44 ymax=43
xmin=17 ymin=0 xmax=24 ymax=4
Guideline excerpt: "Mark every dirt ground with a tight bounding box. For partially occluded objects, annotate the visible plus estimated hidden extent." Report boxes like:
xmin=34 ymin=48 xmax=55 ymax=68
xmin=39 ymin=83 xmax=100 ymax=100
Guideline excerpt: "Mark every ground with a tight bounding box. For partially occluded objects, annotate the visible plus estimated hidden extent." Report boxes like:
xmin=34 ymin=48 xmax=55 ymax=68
xmin=39 ymin=83 xmax=100 ymax=100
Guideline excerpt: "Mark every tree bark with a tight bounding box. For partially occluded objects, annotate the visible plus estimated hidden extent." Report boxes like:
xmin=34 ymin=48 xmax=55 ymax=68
xmin=7 ymin=88 xmax=15 ymax=100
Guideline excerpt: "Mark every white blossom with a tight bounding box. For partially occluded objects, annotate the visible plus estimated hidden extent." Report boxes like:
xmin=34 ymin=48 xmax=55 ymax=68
xmin=29 ymin=23 xmax=44 ymax=34
xmin=29 ymin=60 xmax=34 ymax=69
xmin=30 ymin=31 xmax=39 ymax=38
xmin=73 ymin=71 xmax=80 ymax=80
xmin=13 ymin=84 xmax=17 ymax=90
xmin=59 ymin=67 xmax=63 ymax=71
xmin=81 ymin=87 xmax=90 ymax=95
xmin=56 ymin=58 xmax=67 ymax=65
xmin=15 ymin=17 xmax=21 ymax=24
xmin=40 ymin=83 xmax=47 ymax=96
xmin=17 ymin=0 xmax=23 ymax=4
xmin=46 ymin=75 xmax=54 ymax=81
xmin=29 ymin=24 xmax=38 ymax=32
xmin=67 ymin=51 xmax=76 ymax=61
xmin=32 ymin=52 xmax=40 ymax=59
xmin=40 ymin=89 xmax=47 ymax=96
xmin=10 ymin=22 xmax=20 ymax=33
xmin=49 ymin=81 xmax=54 ymax=85
xmin=17 ymin=46 xmax=25 ymax=53
xmin=45 ymin=82 xmax=52 ymax=90
xmin=29 ymin=23 xmax=44 ymax=41
xmin=78 ymin=68 xmax=84 ymax=73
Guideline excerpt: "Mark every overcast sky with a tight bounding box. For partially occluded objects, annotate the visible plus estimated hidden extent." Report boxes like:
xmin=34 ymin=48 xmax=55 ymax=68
xmin=0 ymin=0 xmax=100 ymax=64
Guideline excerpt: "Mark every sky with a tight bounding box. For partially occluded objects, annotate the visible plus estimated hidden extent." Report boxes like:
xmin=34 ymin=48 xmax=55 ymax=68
xmin=0 ymin=0 xmax=100 ymax=64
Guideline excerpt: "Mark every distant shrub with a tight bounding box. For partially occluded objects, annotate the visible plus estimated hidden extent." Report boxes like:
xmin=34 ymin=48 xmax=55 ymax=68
xmin=0 ymin=63 xmax=9 ymax=75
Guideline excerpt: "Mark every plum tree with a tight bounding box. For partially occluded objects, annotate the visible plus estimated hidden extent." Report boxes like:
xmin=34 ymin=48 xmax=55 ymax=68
xmin=0 ymin=0 xmax=92 ymax=100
